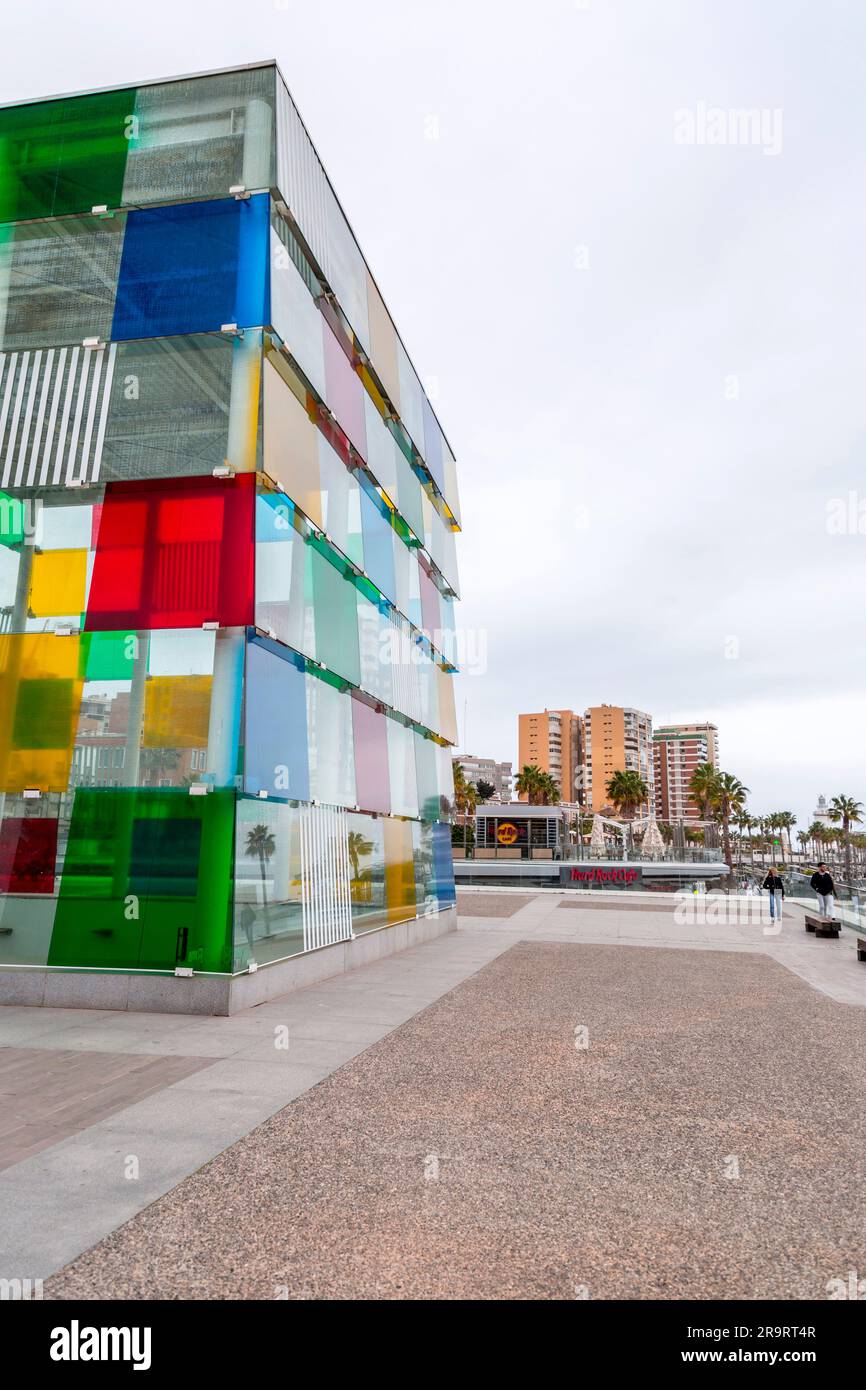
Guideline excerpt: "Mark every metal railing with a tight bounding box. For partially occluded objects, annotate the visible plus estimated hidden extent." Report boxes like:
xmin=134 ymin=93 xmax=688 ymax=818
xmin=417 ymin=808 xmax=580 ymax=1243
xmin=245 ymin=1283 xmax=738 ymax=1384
xmin=453 ymin=843 xmax=724 ymax=864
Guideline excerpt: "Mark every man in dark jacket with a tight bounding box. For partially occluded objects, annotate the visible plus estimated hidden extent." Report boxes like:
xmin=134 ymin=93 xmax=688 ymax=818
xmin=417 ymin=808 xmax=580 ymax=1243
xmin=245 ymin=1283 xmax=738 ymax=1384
xmin=809 ymin=863 xmax=835 ymax=918
xmin=762 ymin=867 xmax=785 ymax=923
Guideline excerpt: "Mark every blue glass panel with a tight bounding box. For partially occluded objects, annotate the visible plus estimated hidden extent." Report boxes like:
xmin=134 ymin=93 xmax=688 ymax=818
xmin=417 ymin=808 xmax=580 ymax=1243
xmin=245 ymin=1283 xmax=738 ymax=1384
xmin=111 ymin=194 xmax=269 ymax=340
xmin=431 ymin=821 xmax=455 ymax=906
xmin=244 ymin=635 xmax=309 ymax=800
xmin=359 ymin=479 xmax=395 ymax=604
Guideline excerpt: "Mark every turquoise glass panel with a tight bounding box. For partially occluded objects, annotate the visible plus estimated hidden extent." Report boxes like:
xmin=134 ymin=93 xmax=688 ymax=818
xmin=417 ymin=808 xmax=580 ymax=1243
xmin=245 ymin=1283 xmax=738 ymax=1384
xmin=310 ymin=543 xmax=359 ymax=684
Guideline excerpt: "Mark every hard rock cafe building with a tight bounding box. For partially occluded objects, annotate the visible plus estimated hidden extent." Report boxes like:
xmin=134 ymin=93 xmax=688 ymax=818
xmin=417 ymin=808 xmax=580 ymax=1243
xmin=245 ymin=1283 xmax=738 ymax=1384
xmin=455 ymin=805 xmax=729 ymax=893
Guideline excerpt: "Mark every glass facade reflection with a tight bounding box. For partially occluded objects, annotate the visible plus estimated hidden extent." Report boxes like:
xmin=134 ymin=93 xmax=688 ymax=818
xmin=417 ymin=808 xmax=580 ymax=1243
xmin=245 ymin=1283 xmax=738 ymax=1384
xmin=0 ymin=63 xmax=458 ymax=977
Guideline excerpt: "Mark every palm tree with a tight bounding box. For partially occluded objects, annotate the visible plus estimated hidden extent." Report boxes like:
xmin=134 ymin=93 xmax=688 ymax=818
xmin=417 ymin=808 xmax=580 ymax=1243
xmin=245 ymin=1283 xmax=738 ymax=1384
xmin=538 ymin=771 xmax=561 ymax=806
xmin=606 ymin=769 xmax=649 ymax=819
xmin=778 ymin=812 xmax=797 ymax=862
xmin=245 ymin=824 xmax=276 ymax=913
xmin=764 ymin=814 xmax=783 ymax=865
xmin=732 ymin=810 xmax=751 ymax=869
xmin=515 ymin=764 xmax=545 ymax=805
xmin=689 ymin=763 xmax=718 ymax=823
xmin=797 ymin=831 xmax=809 ymax=861
xmin=827 ymin=795 xmax=864 ymax=891
xmin=347 ymin=830 xmax=373 ymax=882
xmin=606 ymin=770 xmax=649 ymax=853
xmin=452 ymin=762 xmax=478 ymax=846
xmin=806 ymin=821 xmax=824 ymax=861
xmin=761 ymin=811 xmax=778 ymax=861
xmin=707 ymin=772 xmax=749 ymax=887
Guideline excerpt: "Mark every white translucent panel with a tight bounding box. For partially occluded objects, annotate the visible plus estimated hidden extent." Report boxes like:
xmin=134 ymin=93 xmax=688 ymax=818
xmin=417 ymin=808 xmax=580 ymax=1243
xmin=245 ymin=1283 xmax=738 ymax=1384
xmin=306 ymin=674 xmax=356 ymax=808
xmin=357 ymin=592 xmax=393 ymax=708
xmin=323 ymin=183 xmax=369 ymax=347
xmin=123 ymin=67 xmax=275 ymax=206
xmin=147 ymin=628 xmax=217 ymax=677
xmin=388 ymin=719 xmax=419 ymax=819
xmin=363 ymin=394 xmax=398 ymax=503
xmin=442 ymin=437 xmax=461 ymax=526
xmin=318 ymin=433 xmax=355 ymax=557
xmin=38 ymin=503 xmax=93 ymax=550
xmin=269 ymin=226 xmax=326 ymax=399
xmin=392 ymin=532 xmax=410 ymax=621
xmin=396 ymin=341 xmax=424 ymax=453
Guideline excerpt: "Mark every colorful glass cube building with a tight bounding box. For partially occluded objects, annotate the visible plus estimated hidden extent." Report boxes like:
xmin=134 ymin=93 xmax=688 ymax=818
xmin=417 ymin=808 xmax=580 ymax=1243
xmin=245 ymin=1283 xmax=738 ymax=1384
xmin=0 ymin=62 xmax=460 ymax=1011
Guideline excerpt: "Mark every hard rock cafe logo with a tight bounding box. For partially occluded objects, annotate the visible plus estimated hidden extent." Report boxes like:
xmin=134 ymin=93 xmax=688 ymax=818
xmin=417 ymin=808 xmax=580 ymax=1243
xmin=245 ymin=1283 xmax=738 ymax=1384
xmin=496 ymin=822 xmax=519 ymax=846
xmin=569 ymin=867 xmax=638 ymax=884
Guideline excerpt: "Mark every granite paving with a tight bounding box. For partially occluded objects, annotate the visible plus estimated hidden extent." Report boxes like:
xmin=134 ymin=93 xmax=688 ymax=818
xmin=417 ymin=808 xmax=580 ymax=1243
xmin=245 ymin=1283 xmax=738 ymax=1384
xmin=45 ymin=941 xmax=866 ymax=1300
xmin=455 ymin=892 xmax=536 ymax=917
xmin=0 ymin=1048 xmax=214 ymax=1170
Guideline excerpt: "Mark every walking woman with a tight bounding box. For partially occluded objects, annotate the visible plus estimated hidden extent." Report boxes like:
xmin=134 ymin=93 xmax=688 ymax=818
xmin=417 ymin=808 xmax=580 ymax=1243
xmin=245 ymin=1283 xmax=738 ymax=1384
xmin=762 ymin=866 xmax=785 ymax=923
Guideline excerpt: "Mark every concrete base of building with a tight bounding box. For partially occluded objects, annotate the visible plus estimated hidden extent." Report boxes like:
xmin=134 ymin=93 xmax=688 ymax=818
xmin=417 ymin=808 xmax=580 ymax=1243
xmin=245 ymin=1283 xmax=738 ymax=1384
xmin=0 ymin=906 xmax=458 ymax=1016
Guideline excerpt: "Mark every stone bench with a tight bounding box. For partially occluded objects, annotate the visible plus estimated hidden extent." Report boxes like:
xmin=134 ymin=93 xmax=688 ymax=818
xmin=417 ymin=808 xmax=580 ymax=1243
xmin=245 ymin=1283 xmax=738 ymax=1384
xmin=804 ymin=912 xmax=841 ymax=939
xmin=848 ymin=922 xmax=866 ymax=963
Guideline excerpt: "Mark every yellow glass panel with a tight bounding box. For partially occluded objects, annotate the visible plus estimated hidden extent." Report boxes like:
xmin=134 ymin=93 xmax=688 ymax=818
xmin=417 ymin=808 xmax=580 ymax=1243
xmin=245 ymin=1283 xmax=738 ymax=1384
xmin=226 ymin=331 xmax=263 ymax=473
xmin=0 ymin=632 xmax=82 ymax=791
xmin=143 ymin=675 xmax=212 ymax=749
xmin=263 ymin=356 xmax=322 ymax=527
xmin=436 ymin=666 xmax=458 ymax=744
xmin=383 ymin=816 xmax=416 ymax=925
xmin=28 ymin=549 xmax=88 ymax=618
xmin=366 ymin=269 xmax=401 ymax=412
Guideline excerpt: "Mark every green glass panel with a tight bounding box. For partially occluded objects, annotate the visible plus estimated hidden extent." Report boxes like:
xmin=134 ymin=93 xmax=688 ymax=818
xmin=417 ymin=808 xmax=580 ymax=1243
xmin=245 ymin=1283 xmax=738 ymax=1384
xmin=0 ymin=88 xmax=134 ymax=222
xmin=395 ymin=450 xmax=425 ymax=542
xmin=48 ymin=787 xmax=235 ymax=972
xmin=310 ymin=545 xmax=360 ymax=685
xmin=79 ymin=631 xmax=139 ymax=681
xmin=0 ymin=492 xmax=25 ymax=546
xmin=13 ymin=677 xmax=76 ymax=748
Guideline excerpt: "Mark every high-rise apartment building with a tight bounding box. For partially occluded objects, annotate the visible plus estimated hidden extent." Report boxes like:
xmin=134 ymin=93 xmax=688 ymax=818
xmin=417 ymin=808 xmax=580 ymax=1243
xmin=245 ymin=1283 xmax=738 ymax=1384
xmin=653 ymin=723 xmax=719 ymax=822
xmin=584 ymin=705 xmax=653 ymax=813
xmin=517 ymin=709 xmax=583 ymax=802
xmin=0 ymin=62 xmax=461 ymax=1006
xmin=452 ymin=754 xmax=512 ymax=803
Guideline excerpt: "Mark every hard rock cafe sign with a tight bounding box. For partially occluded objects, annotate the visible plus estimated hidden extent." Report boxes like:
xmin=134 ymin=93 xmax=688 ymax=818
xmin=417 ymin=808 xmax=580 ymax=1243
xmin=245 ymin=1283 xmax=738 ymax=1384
xmin=567 ymin=867 xmax=639 ymax=885
xmin=496 ymin=821 xmax=519 ymax=846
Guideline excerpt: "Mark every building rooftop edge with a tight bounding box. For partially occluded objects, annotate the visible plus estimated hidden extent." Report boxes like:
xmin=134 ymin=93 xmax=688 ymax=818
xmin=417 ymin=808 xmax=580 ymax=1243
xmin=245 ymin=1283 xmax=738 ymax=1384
xmin=0 ymin=59 xmax=281 ymax=110
xmin=0 ymin=57 xmax=459 ymax=470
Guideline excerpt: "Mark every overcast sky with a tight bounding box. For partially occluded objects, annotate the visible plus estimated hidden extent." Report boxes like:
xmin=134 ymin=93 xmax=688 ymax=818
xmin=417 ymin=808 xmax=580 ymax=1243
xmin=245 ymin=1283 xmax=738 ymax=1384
xmin=3 ymin=0 xmax=864 ymax=833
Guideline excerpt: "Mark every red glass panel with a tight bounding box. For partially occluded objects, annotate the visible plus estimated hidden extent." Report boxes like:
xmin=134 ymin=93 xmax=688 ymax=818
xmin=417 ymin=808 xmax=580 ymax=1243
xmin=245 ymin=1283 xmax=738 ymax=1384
xmin=0 ymin=817 xmax=58 ymax=893
xmin=351 ymin=695 xmax=390 ymax=815
xmin=418 ymin=561 xmax=441 ymax=637
xmin=323 ymin=320 xmax=366 ymax=460
xmin=86 ymin=475 xmax=255 ymax=631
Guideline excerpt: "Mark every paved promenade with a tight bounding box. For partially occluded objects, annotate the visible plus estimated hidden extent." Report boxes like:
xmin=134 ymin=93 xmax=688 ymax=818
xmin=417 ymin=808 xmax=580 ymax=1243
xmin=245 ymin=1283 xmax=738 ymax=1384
xmin=0 ymin=890 xmax=863 ymax=1297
